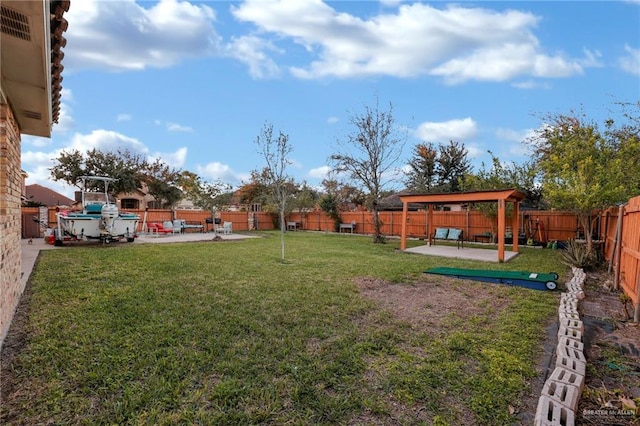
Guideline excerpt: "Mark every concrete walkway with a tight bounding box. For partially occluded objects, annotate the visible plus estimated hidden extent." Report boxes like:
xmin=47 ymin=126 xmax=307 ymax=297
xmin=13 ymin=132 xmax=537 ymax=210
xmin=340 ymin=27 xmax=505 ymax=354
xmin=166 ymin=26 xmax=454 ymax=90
xmin=405 ymin=243 xmax=519 ymax=262
xmin=21 ymin=232 xmax=256 ymax=287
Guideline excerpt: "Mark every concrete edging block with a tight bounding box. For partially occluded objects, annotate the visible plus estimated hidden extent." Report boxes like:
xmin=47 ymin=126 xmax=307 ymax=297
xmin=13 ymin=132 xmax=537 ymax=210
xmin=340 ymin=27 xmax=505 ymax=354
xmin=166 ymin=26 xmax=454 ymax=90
xmin=558 ymin=335 xmax=584 ymax=352
xmin=557 ymin=344 xmax=587 ymax=364
xmin=559 ymin=318 xmax=584 ymax=333
xmin=556 ymin=352 xmax=587 ymax=377
xmin=541 ymin=379 xmax=582 ymax=410
xmin=534 ymin=395 xmax=576 ymax=426
xmin=548 ymin=366 xmax=585 ymax=393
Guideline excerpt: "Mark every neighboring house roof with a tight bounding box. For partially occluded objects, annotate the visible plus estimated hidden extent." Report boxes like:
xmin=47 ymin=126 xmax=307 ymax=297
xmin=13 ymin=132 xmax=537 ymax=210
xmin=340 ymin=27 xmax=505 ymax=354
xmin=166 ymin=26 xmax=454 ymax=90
xmin=0 ymin=0 xmax=70 ymax=137
xmin=26 ymin=183 xmax=74 ymax=206
xmin=379 ymin=191 xmax=426 ymax=211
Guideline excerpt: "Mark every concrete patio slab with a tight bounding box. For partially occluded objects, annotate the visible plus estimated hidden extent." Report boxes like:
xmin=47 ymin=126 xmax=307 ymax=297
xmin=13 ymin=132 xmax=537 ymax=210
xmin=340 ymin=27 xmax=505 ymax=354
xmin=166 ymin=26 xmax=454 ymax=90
xmin=405 ymin=244 xmax=519 ymax=262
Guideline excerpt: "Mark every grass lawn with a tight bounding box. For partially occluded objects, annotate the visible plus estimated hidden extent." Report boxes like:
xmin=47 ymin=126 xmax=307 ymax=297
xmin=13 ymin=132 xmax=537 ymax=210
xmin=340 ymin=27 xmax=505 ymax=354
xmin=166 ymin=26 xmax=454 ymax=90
xmin=1 ymin=232 xmax=567 ymax=425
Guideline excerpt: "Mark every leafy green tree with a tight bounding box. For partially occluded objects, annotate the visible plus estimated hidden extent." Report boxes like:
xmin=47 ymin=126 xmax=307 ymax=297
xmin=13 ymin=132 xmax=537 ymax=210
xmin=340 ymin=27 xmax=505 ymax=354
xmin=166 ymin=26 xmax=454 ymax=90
xmin=237 ymin=170 xmax=270 ymax=207
xmin=51 ymin=148 xmax=144 ymax=194
xmin=321 ymin=178 xmax=365 ymax=211
xmin=319 ymin=194 xmax=341 ymax=231
xmin=531 ymin=106 xmax=640 ymax=253
xmin=178 ymin=171 xmax=230 ymax=215
xmin=404 ymin=142 xmax=437 ymax=193
xmin=290 ymin=182 xmax=319 ymax=227
xmin=435 ymin=141 xmax=470 ymax=193
xmin=463 ymin=153 xmax=537 ymax=238
xmin=143 ymin=158 xmax=183 ymax=209
xmin=51 ymin=148 xmax=190 ymax=208
xmin=329 ymin=99 xmax=406 ymax=243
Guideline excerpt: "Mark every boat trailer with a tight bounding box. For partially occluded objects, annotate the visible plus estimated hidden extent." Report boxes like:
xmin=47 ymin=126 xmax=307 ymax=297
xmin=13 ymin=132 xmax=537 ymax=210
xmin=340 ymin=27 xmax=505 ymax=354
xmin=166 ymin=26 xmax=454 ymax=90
xmin=424 ymin=267 xmax=559 ymax=291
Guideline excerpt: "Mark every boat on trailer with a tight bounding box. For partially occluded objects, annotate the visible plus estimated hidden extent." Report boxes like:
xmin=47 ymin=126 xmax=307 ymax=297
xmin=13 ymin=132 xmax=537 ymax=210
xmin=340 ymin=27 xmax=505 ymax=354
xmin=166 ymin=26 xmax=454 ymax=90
xmin=53 ymin=176 xmax=140 ymax=246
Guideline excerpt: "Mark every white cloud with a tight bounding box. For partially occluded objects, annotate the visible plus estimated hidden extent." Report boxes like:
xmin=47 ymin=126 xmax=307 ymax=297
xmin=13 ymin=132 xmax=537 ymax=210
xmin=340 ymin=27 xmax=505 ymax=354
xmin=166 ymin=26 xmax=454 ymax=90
xmin=225 ymin=35 xmax=282 ymax=79
xmin=308 ymin=165 xmax=330 ymax=179
xmin=155 ymin=120 xmax=194 ymax=133
xmin=197 ymin=161 xmax=245 ymax=186
xmin=232 ymin=1 xmax=590 ymax=83
xmin=22 ymin=149 xmax=79 ymax=198
xmin=117 ymin=114 xmax=132 ymax=122
xmin=327 ymin=116 xmax=339 ymax=124
xmin=64 ymin=0 xmax=220 ymax=71
xmin=22 ymin=135 xmax=53 ymax=149
xmin=69 ymin=130 xmax=149 ymax=154
xmin=380 ymin=0 xmax=403 ymax=7
xmin=496 ymin=128 xmax=529 ymax=143
xmin=166 ymin=122 xmax=194 ymax=133
xmin=496 ymin=128 xmax=539 ymax=156
xmin=415 ymin=118 xmax=478 ymax=142
xmin=619 ymin=44 xmax=640 ymax=75
xmin=511 ymin=80 xmax=551 ymax=90
xmin=465 ymin=144 xmax=483 ymax=159
xmin=151 ymin=147 xmax=188 ymax=169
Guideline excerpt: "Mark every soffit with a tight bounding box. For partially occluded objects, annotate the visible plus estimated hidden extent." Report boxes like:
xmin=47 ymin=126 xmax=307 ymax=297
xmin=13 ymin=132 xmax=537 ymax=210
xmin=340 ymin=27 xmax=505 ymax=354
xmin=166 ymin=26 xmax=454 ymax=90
xmin=1 ymin=0 xmax=69 ymax=137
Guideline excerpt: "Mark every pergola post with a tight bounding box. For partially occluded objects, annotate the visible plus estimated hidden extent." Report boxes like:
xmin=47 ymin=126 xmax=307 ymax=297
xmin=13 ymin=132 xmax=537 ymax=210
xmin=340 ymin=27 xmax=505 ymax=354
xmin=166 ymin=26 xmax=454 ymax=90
xmin=427 ymin=204 xmax=434 ymax=245
xmin=497 ymin=199 xmax=505 ymax=262
xmin=512 ymin=201 xmax=520 ymax=253
xmin=400 ymin=200 xmax=408 ymax=250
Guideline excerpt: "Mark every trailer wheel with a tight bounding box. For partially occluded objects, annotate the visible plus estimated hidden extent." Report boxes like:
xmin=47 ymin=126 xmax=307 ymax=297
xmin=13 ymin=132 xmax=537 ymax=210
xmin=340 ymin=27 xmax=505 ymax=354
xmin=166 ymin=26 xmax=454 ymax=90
xmin=545 ymin=281 xmax=557 ymax=291
xmin=127 ymin=237 xmax=135 ymax=243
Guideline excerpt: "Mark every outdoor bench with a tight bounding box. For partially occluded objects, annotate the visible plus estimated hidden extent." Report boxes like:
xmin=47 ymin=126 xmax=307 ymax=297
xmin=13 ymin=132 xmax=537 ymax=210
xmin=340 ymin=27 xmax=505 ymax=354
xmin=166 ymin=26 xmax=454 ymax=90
xmin=432 ymin=227 xmax=464 ymax=249
xmin=181 ymin=220 xmax=204 ymax=233
xmin=339 ymin=221 xmax=357 ymax=233
xmin=287 ymin=221 xmax=300 ymax=231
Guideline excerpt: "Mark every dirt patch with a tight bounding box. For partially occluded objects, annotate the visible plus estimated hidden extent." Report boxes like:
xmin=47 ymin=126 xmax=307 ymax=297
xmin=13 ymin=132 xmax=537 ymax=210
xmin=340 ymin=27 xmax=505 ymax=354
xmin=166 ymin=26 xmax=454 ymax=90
xmin=354 ymin=272 xmax=640 ymax=425
xmin=353 ymin=275 xmax=548 ymax=425
xmin=355 ymin=275 xmax=511 ymax=332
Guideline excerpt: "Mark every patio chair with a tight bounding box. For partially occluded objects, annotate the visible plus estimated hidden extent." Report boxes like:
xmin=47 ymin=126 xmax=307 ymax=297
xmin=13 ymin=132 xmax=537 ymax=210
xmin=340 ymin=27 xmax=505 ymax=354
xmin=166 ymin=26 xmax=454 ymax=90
xmin=147 ymin=222 xmax=173 ymax=235
xmin=172 ymin=219 xmax=185 ymax=234
xmin=163 ymin=220 xmax=180 ymax=234
xmin=223 ymin=221 xmax=232 ymax=234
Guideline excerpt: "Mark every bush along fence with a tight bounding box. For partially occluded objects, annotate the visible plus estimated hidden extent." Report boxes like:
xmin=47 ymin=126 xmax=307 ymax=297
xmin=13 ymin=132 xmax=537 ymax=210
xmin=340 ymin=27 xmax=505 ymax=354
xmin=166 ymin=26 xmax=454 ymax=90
xmin=21 ymin=195 xmax=639 ymax=318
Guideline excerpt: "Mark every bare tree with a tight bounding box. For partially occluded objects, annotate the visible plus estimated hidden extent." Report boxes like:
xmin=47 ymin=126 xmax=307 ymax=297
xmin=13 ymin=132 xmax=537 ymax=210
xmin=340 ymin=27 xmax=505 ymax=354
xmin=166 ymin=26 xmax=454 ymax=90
xmin=330 ymin=99 xmax=405 ymax=243
xmin=256 ymin=122 xmax=294 ymax=261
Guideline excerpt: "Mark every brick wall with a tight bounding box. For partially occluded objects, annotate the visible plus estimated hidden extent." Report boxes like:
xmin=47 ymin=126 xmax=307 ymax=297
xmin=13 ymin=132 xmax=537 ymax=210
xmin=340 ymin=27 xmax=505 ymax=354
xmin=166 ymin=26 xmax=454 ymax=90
xmin=0 ymin=100 xmax=24 ymax=348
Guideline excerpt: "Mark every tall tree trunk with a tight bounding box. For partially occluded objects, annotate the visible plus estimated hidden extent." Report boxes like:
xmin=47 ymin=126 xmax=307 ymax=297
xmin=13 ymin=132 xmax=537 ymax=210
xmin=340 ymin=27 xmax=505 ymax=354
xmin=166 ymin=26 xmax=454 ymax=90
xmin=578 ymin=214 xmax=593 ymax=254
xmin=280 ymin=207 xmax=285 ymax=261
xmin=373 ymin=204 xmax=384 ymax=243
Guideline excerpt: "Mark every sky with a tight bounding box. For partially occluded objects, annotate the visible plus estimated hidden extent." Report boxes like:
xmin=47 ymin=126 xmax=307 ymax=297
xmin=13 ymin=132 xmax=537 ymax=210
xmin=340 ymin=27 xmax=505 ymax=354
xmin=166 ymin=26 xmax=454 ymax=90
xmin=21 ymin=0 xmax=640 ymax=199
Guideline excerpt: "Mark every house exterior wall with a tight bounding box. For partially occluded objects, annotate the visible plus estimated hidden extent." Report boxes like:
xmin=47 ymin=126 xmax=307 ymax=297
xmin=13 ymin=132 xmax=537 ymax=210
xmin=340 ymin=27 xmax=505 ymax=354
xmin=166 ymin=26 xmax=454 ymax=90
xmin=0 ymin=100 xmax=24 ymax=347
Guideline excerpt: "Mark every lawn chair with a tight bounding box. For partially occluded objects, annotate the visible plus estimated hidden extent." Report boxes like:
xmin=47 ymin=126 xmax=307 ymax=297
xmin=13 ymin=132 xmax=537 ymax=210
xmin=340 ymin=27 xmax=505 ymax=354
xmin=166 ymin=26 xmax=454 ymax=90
xmin=172 ymin=219 xmax=185 ymax=234
xmin=147 ymin=222 xmax=173 ymax=235
xmin=223 ymin=221 xmax=232 ymax=234
xmin=162 ymin=221 xmax=180 ymax=234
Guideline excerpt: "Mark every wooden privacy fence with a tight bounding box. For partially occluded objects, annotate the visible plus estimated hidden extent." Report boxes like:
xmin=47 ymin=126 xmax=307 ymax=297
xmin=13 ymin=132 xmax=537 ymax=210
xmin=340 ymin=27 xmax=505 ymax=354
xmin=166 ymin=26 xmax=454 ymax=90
xmin=22 ymin=206 xmax=587 ymax=241
xmin=21 ymin=200 xmax=640 ymax=317
xmin=600 ymin=196 xmax=640 ymax=320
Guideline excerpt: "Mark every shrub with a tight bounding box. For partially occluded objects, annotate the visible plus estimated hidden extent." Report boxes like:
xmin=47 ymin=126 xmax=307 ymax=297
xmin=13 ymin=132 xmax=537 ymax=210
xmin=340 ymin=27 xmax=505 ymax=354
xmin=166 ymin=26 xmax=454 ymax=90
xmin=561 ymin=239 xmax=598 ymax=270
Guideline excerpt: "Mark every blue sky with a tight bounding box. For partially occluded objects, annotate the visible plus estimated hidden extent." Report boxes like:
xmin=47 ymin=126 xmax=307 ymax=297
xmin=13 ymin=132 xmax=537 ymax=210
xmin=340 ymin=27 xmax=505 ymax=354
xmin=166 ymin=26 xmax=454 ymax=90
xmin=22 ymin=0 xmax=640 ymax=199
